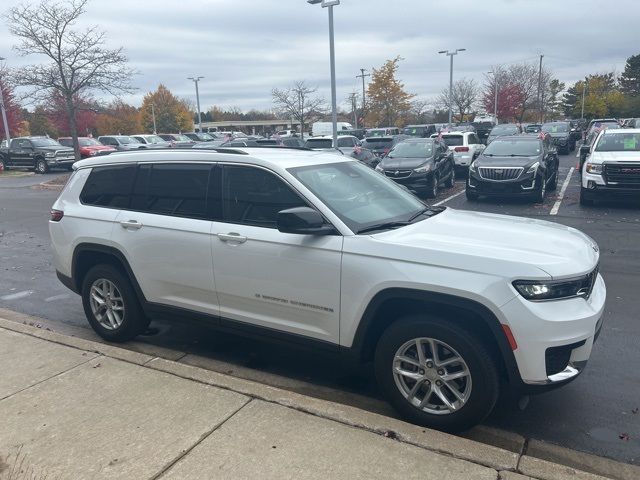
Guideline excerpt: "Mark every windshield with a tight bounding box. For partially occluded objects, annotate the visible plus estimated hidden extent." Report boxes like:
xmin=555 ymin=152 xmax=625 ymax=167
xmin=388 ymin=141 xmax=433 ymax=158
xmin=595 ymin=132 xmax=640 ymax=152
xmin=403 ymin=127 xmax=425 ymax=135
xmin=367 ymin=129 xmax=387 ymax=137
xmin=441 ymin=135 xmax=464 ymax=147
xmin=490 ymin=125 xmax=518 ymax=135
xmin=144 ymin=135 xmax=165 ymax=144
xmin=525 ymin=125 xmax=541 ymax=133
xmin=117 ymin=136 xmax=140 ymax=145
xmin=483 ymin=139 xmax=542 ymax=156
xmin=78 ymin=138 xmax=102 ymax=146
xmin=542 ymin=123 xmax=569 ymax=133
xmin=305 ymin=139 xmax=333 ymax=149
xmin=31 ymin=138 xmax=62 ymax=147
xmin=173 ymin=134 xmax=191 ymax=142
xmin=363 ymin=138 xmax=392 ymax=147
xmin=288 ymin=161 xmax=426 ymax=233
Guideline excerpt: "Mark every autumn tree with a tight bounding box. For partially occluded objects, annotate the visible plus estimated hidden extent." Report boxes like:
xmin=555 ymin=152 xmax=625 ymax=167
xmin=95 ymin=100 xmax=142 ymax=136
xmin=545 ymin=79 xmax=566 ymax=120
xmin=562 ymin=73 xmax=624 ymax=119
xmin=619 ymin=53 xmax=640 ymax=97
xmin=437 ymin=78 xmax=478 ymax=122
xmin=366 ymin=57 xmax=414 ymax=127
xmin=0 ymin=64 xmax=25 ymax=140
xmin=47 ymin=91 xmax=98 ymax=137
xmin=482 ymin=68 xmax=524 ymax=122
xmin=140 ymin=84 xmax=192 ymax=134
xmin=26 ymin=106 xmax=59 ymax=137
xmin=6 ymin=0 xmax=135 ymax=159
xmin=272 ymin=81 xmax=326 ymax=139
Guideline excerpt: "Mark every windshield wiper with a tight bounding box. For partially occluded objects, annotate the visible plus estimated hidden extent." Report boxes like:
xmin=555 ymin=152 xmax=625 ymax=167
xmin=508 ymin=154 xmax=532 ymax=157
xmin=357 ymin=221 xmax=411 ymax=234
xmin=407 ymin=206 xmax=445 ymax=222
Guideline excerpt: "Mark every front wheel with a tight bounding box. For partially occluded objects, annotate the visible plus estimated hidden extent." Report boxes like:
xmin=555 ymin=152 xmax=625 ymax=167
xmin=426 ymin=174 xmax=438 ymax=198
xmin=445 ymin=164 xmax=455 ymax=188
xmin=81 ymin=264 xmax=149 ymax=342
xmin=580 ymin=186 xmax=595 ymax=206
xmin=531 ymin=175 xmax=546 ymax=203
xmin=547 ymin=168 xmax=558 ymax=191
xmin=35 ymin=158 xmax=49 ymax=174
xmin=374 ymin=315 xmax=499 ymax=432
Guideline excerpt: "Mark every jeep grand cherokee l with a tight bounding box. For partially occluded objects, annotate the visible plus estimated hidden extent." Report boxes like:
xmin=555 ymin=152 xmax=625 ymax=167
xmin=50 ymin=148 xmax=605 ymax=432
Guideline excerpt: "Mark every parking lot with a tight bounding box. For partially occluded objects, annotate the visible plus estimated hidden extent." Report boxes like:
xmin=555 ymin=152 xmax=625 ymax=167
xmin=0 ymin=148 xmax=638 ymax=466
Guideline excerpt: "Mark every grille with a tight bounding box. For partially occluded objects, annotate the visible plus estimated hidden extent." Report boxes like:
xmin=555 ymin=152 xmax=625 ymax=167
xmin=384 ymin=170 xmax=412 ymax=179
xmin=604 ymin=163 xmax=640 ymax=188
xmin=55 ymin=151 xmax=75 ymax=159
xmin=478 ymin=167 xmax=523 ymax=181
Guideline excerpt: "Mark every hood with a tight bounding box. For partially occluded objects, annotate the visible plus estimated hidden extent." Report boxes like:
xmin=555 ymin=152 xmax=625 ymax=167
xmin=82 ymin=145 xmax=116 ymax=152
xmin=39 ymin=146 xmax=73 ymax=153
xmin=379 ymin=156 xmax=433 ymax=169
xmin=474 ymin=154 xmax=541 ymax=169
xmin=588 ymin=151 xmax=640 ymax=163
xmin=367 ymin=208 xmax=599 ymax=279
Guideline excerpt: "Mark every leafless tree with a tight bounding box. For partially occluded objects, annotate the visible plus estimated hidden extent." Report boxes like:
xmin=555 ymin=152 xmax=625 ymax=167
xmin=437 ymin=78 xmax=479 ymax=122
xmin=272 ymin=81 xmax=327 ymax=138
xmin=5 ymin=0 xmax=136 ymax=159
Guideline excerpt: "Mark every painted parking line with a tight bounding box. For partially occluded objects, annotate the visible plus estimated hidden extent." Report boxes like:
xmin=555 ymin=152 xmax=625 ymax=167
xmin=550 ymin=167 xmax=575 ymax=216
xmin=0 ymin=290 xmax=34 ymax=301
xmin=44 ymin=294 xmax=71 ymax=302
xmin=432 ymin=189 xmax=465 ymax=207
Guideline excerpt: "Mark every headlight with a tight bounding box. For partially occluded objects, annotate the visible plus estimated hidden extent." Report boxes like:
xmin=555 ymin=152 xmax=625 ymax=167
xmin=414 ymin=163 xmax=432 ymax=173
xmin=513 ymin=276 xmax=593 ymax=301
xmin=469 ymin=161 xmax=477 ymax=172
xmin=526 ymin=162 xmax=539 ymax=173
xmin=89 ymin=150 xmax=97 ymax=156
xmin=45 ymin=152 xmax=56 ymax=157
xmin=375 ymin=165 xmax=384 ymax=173
xmin=585 ymin=163 xmax=602 ymax=175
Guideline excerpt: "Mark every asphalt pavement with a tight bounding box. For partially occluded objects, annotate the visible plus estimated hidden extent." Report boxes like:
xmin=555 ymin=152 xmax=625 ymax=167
xmin=0 ymin=155 xmax=638 ymax=466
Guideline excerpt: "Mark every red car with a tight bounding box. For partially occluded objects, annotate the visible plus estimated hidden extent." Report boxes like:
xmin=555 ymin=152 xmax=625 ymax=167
xmin=57 ymin=137 xmax=116 ymax=158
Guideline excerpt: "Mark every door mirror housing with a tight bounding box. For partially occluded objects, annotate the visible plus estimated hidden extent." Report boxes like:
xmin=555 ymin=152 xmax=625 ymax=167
xmin=579 ymin=144 xmax=591 ymax=157
xmin=277 ymin=207 xmax=336 ymax=235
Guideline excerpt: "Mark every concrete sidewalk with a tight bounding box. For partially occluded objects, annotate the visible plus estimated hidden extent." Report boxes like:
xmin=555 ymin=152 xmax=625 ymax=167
xmin=0 ymin=319 xmax=633 ymax=480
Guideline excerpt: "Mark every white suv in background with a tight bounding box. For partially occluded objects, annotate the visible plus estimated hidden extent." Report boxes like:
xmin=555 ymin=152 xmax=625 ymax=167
xmin=580 ymin=128 xmax=640 ymax=206
xmin=50 ymin=148 xmax=605 ymax=432
xmin=431 ymin=131 xmax=485 ymax=168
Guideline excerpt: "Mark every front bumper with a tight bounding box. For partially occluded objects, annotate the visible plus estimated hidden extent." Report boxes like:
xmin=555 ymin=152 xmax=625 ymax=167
xmin=46 ymin=157 xmax=75 ymax=166
xmin=582 ymin=170 xmax=640 ymax=197
xmin=502 ymin=273 xmax=606 ymax=386
xmin=467 ymin=170 xmax=538 ymax=196
xmin=453 ymin=152 xmax=473 ymax=167
xmin=381 ymin=169 xmax=433 ymax=192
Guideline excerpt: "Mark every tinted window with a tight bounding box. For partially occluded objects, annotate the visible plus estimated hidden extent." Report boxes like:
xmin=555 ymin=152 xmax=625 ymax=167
xmin=483 ymin=139 xmax=542 ymax=157
xmin=337 ymin=137 xmax=355 ymax=147
xmin=441 ymin=135 xmax=464 ymax=147
xmin=131 ymin=164 xmax=211 ymax=219
xmin=59 ymin=139 xmax=73 ymax=147
xmin=80 ymin=165 xmax=137 ymax=208
xmin=222 ymin=166 xmax=306 ymax=228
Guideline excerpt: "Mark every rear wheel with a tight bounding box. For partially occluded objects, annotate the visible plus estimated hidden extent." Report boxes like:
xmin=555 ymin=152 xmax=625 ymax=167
xmin=81 ymin=264 xmax=149 ymax=342
xmin=374 ymin=315 xmax=499 ymax=432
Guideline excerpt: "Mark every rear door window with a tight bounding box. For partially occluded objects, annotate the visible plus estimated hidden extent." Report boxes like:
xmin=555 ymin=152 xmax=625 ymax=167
xmin=80 ymin=165 xmax=137 ymax=208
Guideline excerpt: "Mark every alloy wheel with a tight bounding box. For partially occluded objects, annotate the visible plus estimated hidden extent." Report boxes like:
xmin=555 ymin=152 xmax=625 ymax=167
xmin=89 ymin=278 xmax=126 ymax=330
xmin=392 ymin=337 xmax=472 ymax=415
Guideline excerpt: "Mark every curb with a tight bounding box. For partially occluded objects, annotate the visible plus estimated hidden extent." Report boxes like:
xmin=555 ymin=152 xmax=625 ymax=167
xmin=1 ymin=316 xmax=635 ymax=479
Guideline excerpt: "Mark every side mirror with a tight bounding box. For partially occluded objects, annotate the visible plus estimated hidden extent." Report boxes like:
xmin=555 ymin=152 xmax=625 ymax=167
xmin=579 ymin=144 xmax=591 ymax=157
xmin=277 ymin=207 xmax=335 ymax=235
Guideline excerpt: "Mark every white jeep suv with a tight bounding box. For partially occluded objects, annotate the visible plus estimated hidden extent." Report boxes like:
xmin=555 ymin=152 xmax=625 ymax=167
xmin=431 ymin=131 xmax=485 ymax=168
xmin=50 ymin=147 xmax=605 ymax=431
xmin=580 ymin=128 xmax=640 ymax=205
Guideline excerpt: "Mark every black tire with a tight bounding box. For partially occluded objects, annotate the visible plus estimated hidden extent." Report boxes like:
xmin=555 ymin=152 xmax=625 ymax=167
xmin=445 ymin=164 xmax=455 ymax=188
xmin=531 ymin=174 xmax=546 ymax=203
xmin=465 ymin=186 xmax=478 ymax=201
xmin=547 ymin=168 xmax=558 ymax=191
xmin=374 ymin=315 xmax=499 ymax=432
xmin=81 ymin=264 xmax=149 ymax=342
xmin=426 ymin=174 xmax=438 ymax=198
xmin=35 ymin=158 xmax=48 ymax=174
xmin=580 ymin=186 xmax=594 ymax=206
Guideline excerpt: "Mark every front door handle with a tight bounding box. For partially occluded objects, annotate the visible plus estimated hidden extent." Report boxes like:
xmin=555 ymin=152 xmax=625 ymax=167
xmin=217 ymin=232 xmax=247 ymax=244
xmin=120 ymin=220 xmax=143 ymax=230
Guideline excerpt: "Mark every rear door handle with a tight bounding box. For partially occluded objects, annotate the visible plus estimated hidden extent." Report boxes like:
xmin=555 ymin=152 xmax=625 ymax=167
xmin=120 ymin=220 xmax=143 ymax=230
xmin=217 ymin=232 xmax=247 ymax=244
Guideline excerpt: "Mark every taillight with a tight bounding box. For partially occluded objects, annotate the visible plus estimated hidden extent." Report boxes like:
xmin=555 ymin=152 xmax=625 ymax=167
xmin=454 ymin=146 xmax=469 ymax=152
xmin=50 ymin=209 xmax=64 ymax=222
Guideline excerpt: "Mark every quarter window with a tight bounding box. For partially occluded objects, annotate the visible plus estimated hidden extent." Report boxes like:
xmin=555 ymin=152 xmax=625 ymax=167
xmin=222 ymin=165 xmax=306 ymax=228
xmin=80 ymin=165 xmax=137 ymax=208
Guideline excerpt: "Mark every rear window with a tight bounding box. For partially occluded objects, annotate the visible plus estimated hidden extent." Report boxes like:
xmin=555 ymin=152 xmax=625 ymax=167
xmin=441 ymin=135 xmax=464 ymax=147
xmin=363 ymin=138 xmax=392 ymax=146
xmin=80 ymin=165 xmax=137 ymax=208
xmin=305 ymin=139 xmax=333 ymax=148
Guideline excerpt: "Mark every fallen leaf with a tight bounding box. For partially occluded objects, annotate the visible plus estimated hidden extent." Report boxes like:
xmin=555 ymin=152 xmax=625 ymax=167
xmin=632 ymin=408 xmax=638 ymax=415
xmin=383 ymin=430 xmax=398 ymax=440
xmin=93 ymin=363 xmax=102 ymax=368
xmin=619 ymin=433 xmax=630 ymax=441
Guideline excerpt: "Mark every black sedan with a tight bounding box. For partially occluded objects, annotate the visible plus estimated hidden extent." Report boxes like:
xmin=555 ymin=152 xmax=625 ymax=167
xmin=466 ymin=135 xmax=559 ymax=203
xmin=541 ymin=121 xmax=575 ymax=154
xmin=374 ymin=138 xmax=455 ymax=198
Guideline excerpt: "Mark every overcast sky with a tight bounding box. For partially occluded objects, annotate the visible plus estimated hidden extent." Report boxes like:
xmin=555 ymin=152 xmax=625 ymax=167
xmin=0 ymin=0 xmax=637 ymax=113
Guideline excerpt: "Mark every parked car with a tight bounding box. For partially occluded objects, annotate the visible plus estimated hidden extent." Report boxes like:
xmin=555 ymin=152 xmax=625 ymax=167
xmin=375 ymin=137 xmax=455 ymax=198
xmin=366 ymin=127 xmax=401 ymax=138
xmin=0 ymin=136 xmax=75 ymax=173
xmin=431 ymin=131 xmax=485 ymax=170
xmin=540 ymin=121 xmax=575 ymax=154
xmin=579 ymin=122 xmax=623 ymax=171
xmin=338 ymin=128 xmax=367 ymax=140
xmin=486 ymin=124 xmax=522 ymax=144
xmin=305 ymin=135 xmax=362 ymax=156
xmin=50 ymin=147 xmax=605 ymax=431
xmin=580 ymin=129 xmax=640 ymax=205
xmin=586 ymin=118 xmax=619 ymax=135
xmin=361 ymin=135 xmax=410 ymax=158
xmin=157 ymin=134 xmax=196 ymax=147
xmin=524 ymin=124 xmax=542 ymax=134
xmin=466 ymin=135 xmax=559 ymax=202
xmin=471 ymin=115 xmax=496 ymax=143
xmin=131 ymin=135 xmax=172 ymax=149
xmin=58 ymin=137 xmax=116 ymax=158
xmin=349 ymin=146 xmax=378 ymax=168
xmin=98 ymin=135 xmax=145 ymax=151
xmin=191 ymin=140 xmax=228 ymax=149
xmin=184 ymin=132 xmax=216 ymax=142
xmin=223 ymin=139 xmax=260 ymax=147
xmin=403 ymin=124 xmax=437 ymax=138
xmin=274 ymin=129 xmax=299 ymax=138
xmin=311 ymin=122 xmax=353 ymax=137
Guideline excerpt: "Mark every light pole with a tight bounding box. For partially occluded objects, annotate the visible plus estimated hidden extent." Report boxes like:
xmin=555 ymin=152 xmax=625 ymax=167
xmin=356 ymin=68 xmax=370 ymax=127
xmin=308 ymin=0 xmax=340 ymax=148
xmin=581 ymin=79 xmax=587 ymax=120
xmin=188 ymin=76 xmax=204 ymax=132
xmin=151 ymin=103 xmax=157 ymax=134
xmin=489 ymin=68 xmax=499 ymax=124
xmin=438 ymin=49 xmax=466 ymax=125
xmin=0 ymin=56 xmax=11 ymax=145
